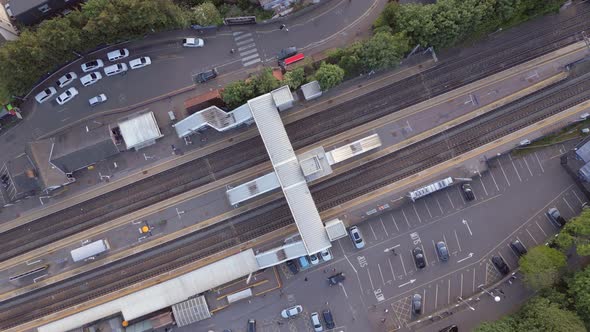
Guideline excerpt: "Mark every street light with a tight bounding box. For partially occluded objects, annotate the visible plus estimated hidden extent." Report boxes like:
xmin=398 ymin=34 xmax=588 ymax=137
xmin=457 ymin=296 xmax=475 ymax=311
xmin=478 ymin=285 xmax=501 ymax=303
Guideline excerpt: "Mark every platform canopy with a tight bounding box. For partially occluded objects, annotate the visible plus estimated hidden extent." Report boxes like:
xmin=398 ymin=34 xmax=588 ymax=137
xmin=118 ymin=112 xmax=163 ymax=150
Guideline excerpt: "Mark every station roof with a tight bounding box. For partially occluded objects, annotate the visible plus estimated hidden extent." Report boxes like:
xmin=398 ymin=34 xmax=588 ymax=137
xmin=118 ymin=112 xmax=162 ymax=150
xmin=25 ymin=140 xmax=71 ymax=190
xmin=248 ymin=93 xmax=331 ymax=254
xmin=0 ymin=154 xmax=40 ymax=202
xmin=576 ymin=139 xmax=590 ymax=163
xmin=227 ymin=172 xmax=280 ymax=206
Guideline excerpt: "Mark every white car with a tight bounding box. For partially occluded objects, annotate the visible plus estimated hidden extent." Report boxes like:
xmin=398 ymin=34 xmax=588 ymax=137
xmin=310 ymin=312 xmax=323 ymax=332
xmin=129 ymin=56 xmax=151 ymax=69
xmin=320 ymin=249 xmax=332 ymax=261
xmin=4 ymin=3 xmax=13 ymax=18
xmin=182 ymin=37 xmax=204 ymax=47
xmin=104 ymin=63 xmax=128 ymax=76
xmin=281 ymin=305 xmax=303 ymax=319
xmin=56 ymin=87 xmax=78 ymax=105
xmin=107 ymin=48 xmax=129 ymax=62
xmin=309 ymin=254 xmax=319 ymax=265
xmin=56 ymin=72 xmax=77 ymax=89
xmin=81 ymin=59 xmax=104 ymax=73
xmin=80 ymin=72 xmax=102 ymax=87
xmin=35 ymin=87 xmax=57 ymax=104
xmin=89 ymin=94 xmax=107 ymax=106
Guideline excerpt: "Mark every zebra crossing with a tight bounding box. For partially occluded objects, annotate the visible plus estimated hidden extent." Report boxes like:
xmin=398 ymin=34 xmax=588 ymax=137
xmin=233 ymin=31 xmax=262 ymax=67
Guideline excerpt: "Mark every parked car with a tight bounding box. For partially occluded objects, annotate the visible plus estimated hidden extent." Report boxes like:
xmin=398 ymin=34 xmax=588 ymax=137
xmin=129 ymin=56 xmax=151 ymax=69
xmin=412 ymin=293 xmax=422 ymax=315
xmin=322 ymin=309 xmax=335 ymax=329
xmin=281 ymin=305 xmax=303 ymax=318
xmin=547 ymin=207 xmax=567 ymax=227
xmin=277 ymin=46 xmax=297 ymax=60
xmin=491 ymin=256 xmax=510 ymax=275
xmin=439 ymin=325 xmax=458 ymax=332
xmin=56 ymin=87 xmax=78 ymax=105
xmin=247 ymin=319 xmax=256 ymax=332
xmin=286 ymin=260 xmax=299 ymax=275
xmin=81 ymin=59 xmax=104 ymax=72
xmin=310 ymin=312 xmax=323 ymax=332
xmin=104 ymin=63 xmax=128 ymax=76
xmin=4 ymin=3 xmax=13 ymax=18
xmin=349 ymin=226 xmax=365 ymax=249
xmin=510 ymin=240 xmax=527 ymax=257
xmin=182 ymin=37 xmax=204 ymax=47
xmin=413 ymin=247 xmax=426 ymax=269
xmin=298 ymin=256 xmax=310 ymax=269
xmin=195 ymin=68 xmax=218 ymax=83
xmin=328 ymin=272 xmax=345 ymax=286
xmin=320 ymin=249 xmax=332 ymax=261
xmin=35 ymin=87 xmax=57 ymax=104
xmin=107 ymin=48 xmax=129 ymax=61
xmin=56 ymin=72 xmax=77 ymax=88
xmin=436 ymin=241 xmax=449 ymax=261
xmin=88 ymin=94 xmax=107 ymax=106
xmin=309 ymin=253 xmax=319 ymax=265
xmin=461 ymin=183 xmax=475 ymax=201
xmin=80 ymin=72 xmax=102 ymax=87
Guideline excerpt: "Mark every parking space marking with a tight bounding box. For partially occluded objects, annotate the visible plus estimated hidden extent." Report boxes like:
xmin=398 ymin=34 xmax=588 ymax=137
xmin=447 ymin=279 xmax=451 ymax=305
xmin=423 ymin=201 xmax=433 ymax=218
xmin=435 ymin=197 xmax=444 ymax=215
xmin=423 ymin=288 xmax=427 ymax=314
xmin=526 ymin=228 xmax=539 ymax=244
xmin=412 ymin=204 xmax=423 ymax=223
xmin=432 ymin=240 xmax=440 ymax=263
xmin=399 ymin=253 xmax=408 ymax=276
xmin=458 ymin=186 xmax=466 ymax=205
xmin=535 ymin=220 xmax=548 ymax=237
xmin=507 ymin=243 xmax=519 ymax=258
xmin=535 ymin=152 xmax=545 ymax=173
xmin=379 ymin=217 xmax=390 ymax=237
xmin=369 ymin=222 xmax=378 ymax=241
xmin=497 ymin=158 xmax=510 ymax=187
xmin=572 ymin=189 xmax=584 ymax=205
xmin=388 ymin=257 xmax=396 ymax=281
xmin=488 ymin=167 xmax=500 ymax=191
xmin=563 ymin=196 xmax=575 ymax=214
xmin=523 ymin=156 xmax=534 ymax=176
xmin=472 ymin=268 xmax=476 ymax=293
xmin=478 ymin=175 xmax=489 ymax=196
xmin=443 ymin=234 xmax=450 ymax=253
xmin=454 ymin=230 xmax=463 ymax=252
xmin=378 ymin=263 xmax=386 ymax=285
xmin=421 ymin=244 xmax=429 ymax=267
xmin=509 ymin=154 xmax=523 ymax=182
xmin=498 ymin=252 xmax=511 ymax=269
xmin=460 ymin=273 xmax=464 ymax=298
xmin=446 ymin=192 xmax=455 ymax=209
xmin=390 ymin=214 xmax=400 ymax=232
xmin=516 ymin=236 xmax=527 ymax=250
xmin=367 ymin=269 xmax=375 ymax=290
xmin=402 ymin=209 xmax=411 ymax=228
xmin=435 ymin=283 xmax=439 ymax=309
xmin=485 ymin=263 xmax=488 ymax=284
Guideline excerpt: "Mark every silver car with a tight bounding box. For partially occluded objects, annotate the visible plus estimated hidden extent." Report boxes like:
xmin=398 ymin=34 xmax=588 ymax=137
xmin=88 ymin=94 xmax=107 ymax=106
xmin=310 ymin=312 xmax=323 ymax=332
xmin=349 ymin=226 xmax=365 ymax=249
xmin=56 ymin=72 xmax=77 ymax=88
xmin=281 ymin=305 xmax=303 ymax=318
xmin=56 ymin=87 xmax=78 ymax=105
xmin=35 ymin=87 xmax=57 ymax=104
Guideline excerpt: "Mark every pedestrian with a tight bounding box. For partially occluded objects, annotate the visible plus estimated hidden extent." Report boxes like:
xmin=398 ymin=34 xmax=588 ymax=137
xmin=230 ymin=48 xmax=235 ymax=54
xmin=384 ymin=309 xmax=389 ymax=313
xmin=380 ymin=318 xmax=386 ymax=323
xmin=392 ymin=249 xmax=397 ymax=256
xmin=304 ymin=277 xmax=308 ymax=282
xmin=333 ymin=268 xmax=336 ymax=272
xmin=279 ymin=24 xmax=286 ymax=30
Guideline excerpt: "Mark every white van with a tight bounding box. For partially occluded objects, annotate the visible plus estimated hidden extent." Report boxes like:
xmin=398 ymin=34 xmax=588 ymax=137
xmin=104 ymin=63 xmax=128 ymax=76
xmin=107 ymin=48 xmax=129 ymax=62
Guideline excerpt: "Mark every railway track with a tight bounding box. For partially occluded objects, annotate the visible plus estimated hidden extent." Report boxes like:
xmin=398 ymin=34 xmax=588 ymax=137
xmin=2 ymin=4 xmax=590 ymax=262
xmin=3 ymin=48 xmax=590 ymax=330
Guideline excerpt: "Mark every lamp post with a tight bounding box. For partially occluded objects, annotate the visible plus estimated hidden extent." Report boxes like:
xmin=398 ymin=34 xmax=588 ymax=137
xmin=457 ymin=296 xmax=475 ymax=311
xmin=478 ymin=285 xmax=501 ymax=303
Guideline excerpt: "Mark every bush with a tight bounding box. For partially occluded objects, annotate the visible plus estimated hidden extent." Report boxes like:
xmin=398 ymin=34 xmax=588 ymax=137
xmin=191 ymin=2 xmax=223 ymax=26
xmin=252 ymin=68 xmax=280 ymax=95
xmin=520 ymin=245 xmax=567 ymax=290
xmin=315 ymin=62 xmax=345 ymax=91
xmin=284 ymin=67 xmax=306 ymax=90
xmin=221 ymin=80 xmax=255 ymax=109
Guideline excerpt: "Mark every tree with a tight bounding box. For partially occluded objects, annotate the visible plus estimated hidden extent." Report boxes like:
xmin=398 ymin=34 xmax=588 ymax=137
xmin=360 ymin=32 xmax=409 ymax=71
xmin=568 ymin=265 xmax=590 ymax=326
xmin=474 ymin=317 xmax=515 ymax=332
xmin=251 ymin=68 xmax=280 ymax=95
xmin=315 ymin=62 xmax=344 ymax=91
xmin=520 ymin=246 xmax=566 ymax=290
xmin=284 ymin=67 xmax=306 ymax=90
xmin=191 ymin=2 xmax=223 ymax=26
xmin=554 ymin=208 xmax=590 ymax=256
xmin=516 ymin=297 xmax=586 ymax=332
xmin=221 ymin=80 xmax=255 ymax=108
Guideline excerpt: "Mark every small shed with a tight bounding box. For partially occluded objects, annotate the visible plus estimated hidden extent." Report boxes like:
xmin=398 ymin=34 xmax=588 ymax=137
xmin=117 ymin=112 xmax=163 ymax=151
xmin=70 ymin=239 xmax=110 ymax=263
xmin=301 ymin=81 xmax=322 ymax=100
xmin=270 ymin=85 xmax=294 ymax=112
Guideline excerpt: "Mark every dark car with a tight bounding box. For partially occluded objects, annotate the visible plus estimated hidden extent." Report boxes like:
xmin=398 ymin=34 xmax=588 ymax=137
xmin=322 ymin=309 xmax=335 ymax=329
xmin=195 ymin=68 xmax=218 ymax=83
xmin=491 ymin=256 xmax=510 ymax=275
xmin=547 ymin=208 xmax=567 ymax=227
xmin=439 ymin=325 xmax=458 ymax=332
xmin=436 ymin=241 xmax=449 ymax=261
xmin=413 ymin=247 xmax=426 ymax=269
xmin=328 ymin=272 xmax=345 ymax=285
xmin=286 ymin=260 xmax=299 ymax=275
xmin=412 ymin=293 xmax=422 ymax=315
xmin=509 ymin=240 xmax=528 ymax=257
xmin=277 ymin=46 xmax=297 ymax=60
xmin=247 ymin=319 xmax=256 ymax=332
xmin=461 ymin=183 xmax=475 ymax=201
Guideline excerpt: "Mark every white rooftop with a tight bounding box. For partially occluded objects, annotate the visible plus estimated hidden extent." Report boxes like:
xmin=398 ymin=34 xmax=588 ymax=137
xmin=118 ymin=112 xmax=162 ymax=150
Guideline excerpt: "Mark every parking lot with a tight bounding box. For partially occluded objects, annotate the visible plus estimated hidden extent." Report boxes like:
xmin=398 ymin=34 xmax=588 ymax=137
xmin=189 ymin=143 xmax=587 ymax=332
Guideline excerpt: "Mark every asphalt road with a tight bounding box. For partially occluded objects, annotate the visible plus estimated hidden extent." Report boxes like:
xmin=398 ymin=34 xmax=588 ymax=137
xmin=187 ymin=142 xmax=587 ymax=332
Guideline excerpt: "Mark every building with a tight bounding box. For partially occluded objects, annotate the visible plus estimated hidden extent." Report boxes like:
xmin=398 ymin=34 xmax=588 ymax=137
xmin=114 ymin=111 xmax=163 ymax=151
xmin=0 ymin=154 xmax=40 ymax=204
xmin=0 ymin=3 xmax=18 ymax=44
xmin=6 ymin=0 xmax=84 ymax=26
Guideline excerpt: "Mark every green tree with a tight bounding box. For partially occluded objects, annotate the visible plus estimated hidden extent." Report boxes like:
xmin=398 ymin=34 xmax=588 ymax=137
xmin=516 ymin=297 xmax=586 ymax=332
xmin=221 ymin=80 xmax=255 ymax=108
xmin=360 ymin=32 xmax=409 ymax=71
xmin=315 ymin=62 xmax=344 ymax=91
xmin=474 ymin=317 xmax=515 ymax=332
xmin=191 ymin=2 xmax=223 ymax=26
xmin=568 ymin=265 xmax=590 ymax=326
xmin=251 ymin=68 xmax=280 ymax=95
xmin=284 ymin=67 xmax=306 ymax=90
xmin=520 ymin=246 xmax=567 ymax=290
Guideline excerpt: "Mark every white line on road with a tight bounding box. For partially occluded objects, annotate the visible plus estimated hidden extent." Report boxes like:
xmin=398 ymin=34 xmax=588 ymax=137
xmin=423 ymin=288 xmax=427 ymax=314
xmin=242 ymin=58 xmax=261 ymax=66
xmin=402 ymin=209 xmax=411 ymax=228
xmin=498 ymin=252 xmax=511 ymax=269
xmin=485 ymin=263 xmax=489 ymax=284
xmin=390 ymin=214 xmax=400 ymax=232
xmin=234 ymin=32 xmax=252 ymax=40
xmin=526 ymin=228 xmax=539 ymax=244
xmin=488 ymin=167 xmax=500 ymax=191
xmin=523 ymin=156 xmax=534 ymax=176
xmin=412 ymin=204 xmax=422 ymax=223
xmin=421 ymin=244 xmax=429 ymax=267
xmin=516 ymin=236 xmax=528 ymax=250
xmin=388 ymin=257 xmax=396 ymax=281
xmin=447 ymin=279 xmax=451 ymax=304
xmin=478 ymin=175 xmax=489 ymax=196
xmin=367 ymin=269 xmax=375 ymax=290
xmin=236 ymin=38 xmax=255 ymax=46
xmin=378 ymin=263 xmax=386 ymax=285
xmin=432 ymin=240 xmax=440 ymax=263
xmin=535 ymin=220 xmax=548 ymax=237
xmin=446 ymin=192 xmax=455 ymax=209
xmin=443 ymin=234 xmax=450 ymax=253
xmin=241 ymin=53 xmax=260 ymax=61
xmin=399 ymin=253 xmax=408 ymax=276
xmin=339 ymin=283 xmax=348 ymax=298
xmin=572 ymin=190 xmax=584 ymax=205
xmin=232 ymin=31 xmax=243 ymax=36
xmin=458 ymin=185 xmax=467 ymax=205
xmin=339 ymin=241 xmax=358 ymax=274
xmin=462 ymin=219 xmax=473 ymax=236
xmin=563 ymin=196 xmax=575 ymax=214
xmin=369 ymin=222 xmax=378 ymax=240
xmin=535 ymin=152 xmax=545 ymax=173
xmin=239 ymin=48 xmax=258 ymax=56
xmin=497 ymin=158 xmax=510 ymax=187
xmin=472 ymin=268 xmax=476 ymax=293
xmin=508 ymin=154 xmax=523 ymax=182
xmin=423 ymin=201 xmax=433 ymax=219
xmin=379 ymin=217 xmax=389 ymax=237
xmin=237 ymin=43 xmax=256 ymax=51
xmin=454 ymin=230 xmax=463 ymax=252
xmin=436 ymin=197 xmax=444 ymax=215
xmin=435 ymin=283 xmax=439 ymax=309
xmin=460 ymin=273 xmax=464 ymax=298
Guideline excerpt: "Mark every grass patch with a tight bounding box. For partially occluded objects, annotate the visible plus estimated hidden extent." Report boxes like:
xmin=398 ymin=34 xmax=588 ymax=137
xmin=512 ymin=119 xmax=590 ymax=156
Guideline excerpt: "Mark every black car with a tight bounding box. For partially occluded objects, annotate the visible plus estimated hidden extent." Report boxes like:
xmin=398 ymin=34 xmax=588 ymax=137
xmin=509 ymin=240 xmax=528 ymax=257
xmin=439 ymin=325 xmax=458 ymax=332
xmin=491 ymin=256 xmax=510 ymax=275
xmin=247 ymin=319 xmax=256 ymax=332
xmin=413 ymin=247 xmax=426 ymax=269
xmin=461 ymin=183 xmax=475 ymax=201
xmin=412 ymin=293 xmax=422 ymax=315
xmin=286 ymin=260 xmax=299 ymax=275
xmin=196 ymin=68 xmax=218 ymax=83
xmin=322 ymin=309 xmax=335 ymax=329
xmin=277 ymin=46 xmax=297 ymax=60
xmin=328 ymin=272 xmax=345 ymax=285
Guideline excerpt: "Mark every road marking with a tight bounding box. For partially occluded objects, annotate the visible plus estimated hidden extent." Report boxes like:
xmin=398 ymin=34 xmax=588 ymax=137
xmin=236 ymin=38 xmax=255 ymax=46
xmin=367 ymin=269 xmax=375 ymax=290
xmin=534 ymin=152 xmax=545 ymax=173
xmin=339 ymin=241 xmax=358 ymax=274
xmin=379 ymin=217 xmax=389 ymax=237
xmin=390 ymin=214 xmax=400 ymax=232
xmin=421 ymin=244 xmax=429 ymax=267
xmin=446 ymin=192 xmax=455 ymax=209
xmin=399 ymin=253 xmax=408 ymax=276
xmin=462 ymin=219 xmax=473 ymax=236
xmin=508 ymin=155 xmax=522 ymax=182
xmin=516 ymin=236 xmax=528 ymax=250
xmin=572 ymin=190 xmax=584 ymax=205
xmin=472 ymin=268 xmax=476 ymax=292
xmin=423 ymin=288 xmax=427 ymax=313
xmin=423 ymin=201 xmax=433 ymax=218
xmin=412 ymin=204 xmax=422 ymax=223
xmin=432 ymin=240 xmax=440 ymax=263
xmin=339 ymin=283 xmax=348 ymax=298
xmin=369 ymin=222 xmax=378 ymax=240
xmin=523 ymin=156 xmax=534 ymax=176
xmin=238 ymin=43 xmax=256 ymax=51
xmin=535 ymin=220 xmax=548 ymax=237
xmin=388 ymin=257 xmax=396 ymax=281
xmin=488 ymin=167 xmax=500 ymax=191
xmin=241 ymin=53 xmax=260 ymax=61
xmin=239 ymin=48 xmax=258 ymax=57
xmin=378 ymin=263 xmax=386 ymax=285
xmin=485 ymin=263 xmax=489 ymax=284
xmin=398 ymin=279 xmax=416 ymax=288
xmin=460 ymin=273 xmax=464 ymax=298
xmin=402 ymin=209 xmax=411 ymax=228
xmin=478 ymin=175 xmax=489 ymax=196
xmin=526 ymin=228 xmax=539 ymax=244
xmin=457 ymin=253 xmax=473 ymax=263
xmin=498 ymin=252 xmax=511 ymax=269
xmin=563 ymin=196 xmax=575 ymax=214
xmin=436 ymin=197 xmax=444 ymax=215
xmin=443 ymin=234 xmax=450 ymax=253
xmin=232 ymin=31 xmax=244 ymax=36
xmin=242 ymin=58 xmax=261 ymax=66
xmin=507 ymin=243 xmax=520 ymax=258
xmin=454 ymin=230 xmax=462 ymax=252
xmin=435 ymin=283 xmax=439 ymax=309
xmin=447 ymin=279 xmax=451 ymax=304
xmin=497 ymin=158 xmax=510 ymax=187
xmin=458 ymin=186 xmax=467 ymax=205
xmin=234 ymin=32 xmax=252 ymax=41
